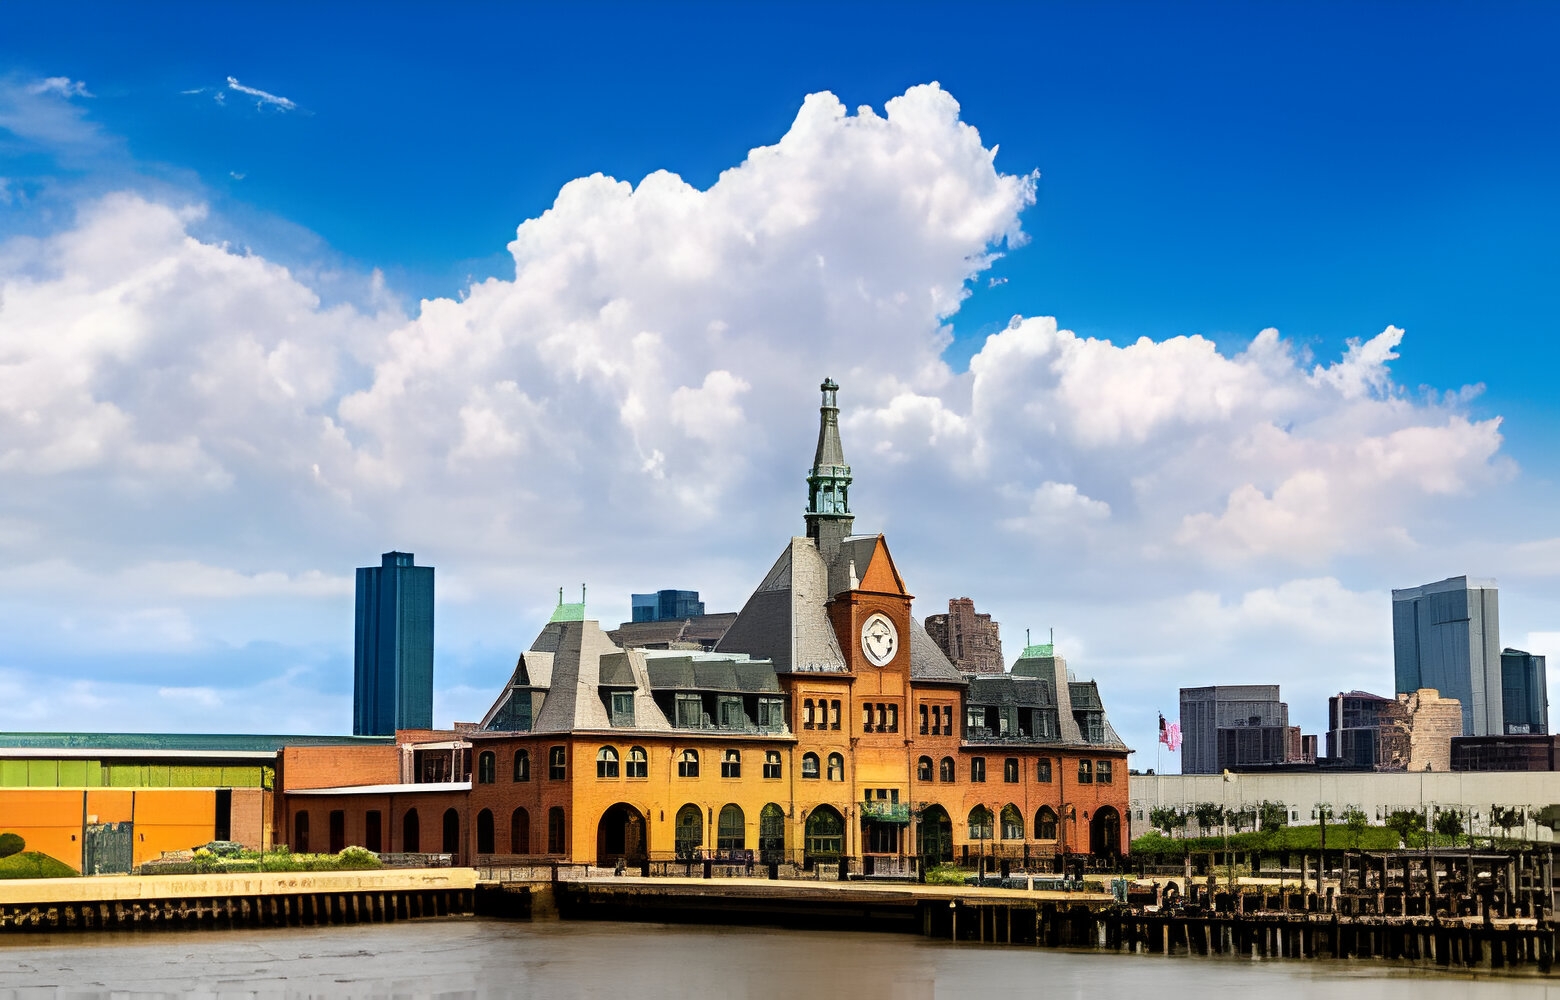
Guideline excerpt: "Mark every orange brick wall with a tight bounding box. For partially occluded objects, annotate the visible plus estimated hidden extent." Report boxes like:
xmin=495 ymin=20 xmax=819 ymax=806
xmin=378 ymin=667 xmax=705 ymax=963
xmin=280 ymin=746 xmax=401 ymax=790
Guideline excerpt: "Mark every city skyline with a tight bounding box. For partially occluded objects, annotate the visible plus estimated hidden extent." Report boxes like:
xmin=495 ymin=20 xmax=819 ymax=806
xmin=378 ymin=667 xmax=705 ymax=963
xmin=1 ymin=3 xmax=1556 ymax=770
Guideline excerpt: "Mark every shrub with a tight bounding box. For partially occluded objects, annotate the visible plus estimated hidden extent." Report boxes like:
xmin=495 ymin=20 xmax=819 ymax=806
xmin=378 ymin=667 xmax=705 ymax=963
xmin=924 ymin=863 xmax=967 ymax=886
xmin=0 ymin=832 xmax=24 ymax=858
xmin=0 ymin=851 xmax=77 ymax=879
xmin=336 ymin=846 xmax=382 ymax=870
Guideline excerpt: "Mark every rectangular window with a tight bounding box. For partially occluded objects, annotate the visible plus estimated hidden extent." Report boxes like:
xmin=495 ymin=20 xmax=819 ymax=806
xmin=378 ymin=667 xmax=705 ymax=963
xmin=717 ymin=695 xmax=745 ymax=729
xmin=611 ymin=691 xmax=634 ymax=727
xmin=757 ymin=697 xmax=784 ymax=729
xmin=676 ymin=694 xmax=704 ymax=729
xmin=1037 ymin=758 xmax=1052 ymax=783
xmin=1096 ymin=760 xmax=1113 ymax=784
xmin=721 ymin=751 xmax=741 ymax=778
xmin=763 ymin=752 xmax=781 ymax=779
xmin=942 ymin=706 xmax=952 ymax=734
xmin=998 ymin=712 xmax=1010 ymax=736
xmin=920 ymin=704 xmax=929 ymax=734
xmin=967 ymin=706 xmax=984 ymax=733
xmin=862 ymin=704 xmax=874 ymax=732
xmin=931 ymin=705 xmax=941 ymax=735
xmin=803 ymin=699 xmax=815 ymax=729
xmin=886 ymin=704 xmax=898 ymax=733
xmin=1003 ymin=758 xmax=1018 ymax=783
xmin=549 ymin=746 xmax=566 ymax=780
xmin=831 ymin=700 xmax=841 ymax=730
xmin=1077 ymin=759 xmax=1093 ymax=784
xmin=971 ymin=757 xmax=986 ymax=783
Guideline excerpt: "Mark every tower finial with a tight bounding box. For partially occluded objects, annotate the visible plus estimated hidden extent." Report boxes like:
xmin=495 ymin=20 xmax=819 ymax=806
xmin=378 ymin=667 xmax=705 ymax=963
xmin=805 ymin=377 xmax=853 ymax=555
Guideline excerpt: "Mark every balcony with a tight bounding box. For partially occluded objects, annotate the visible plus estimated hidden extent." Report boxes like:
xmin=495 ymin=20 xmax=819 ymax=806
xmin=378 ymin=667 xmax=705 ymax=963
xmin=860 ymin=800 xmax=910 ymax=824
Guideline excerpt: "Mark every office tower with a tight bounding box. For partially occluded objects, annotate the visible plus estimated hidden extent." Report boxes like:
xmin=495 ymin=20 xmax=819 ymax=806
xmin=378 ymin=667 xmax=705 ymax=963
xmin=1178 ymin=685 xmax=1291 ymax=774
xmin=1501 ymin=648 xmax=1549 ymax=735
xmin=354 ymin=551 xmax=434 ymax=736
xmin=1327 ymin=691 xmax=1394 ymax=768
xmin=630 ymin=590 xmax=706 ymax=623
xmin=1392 ymin=576 xmax=1501 ymax=735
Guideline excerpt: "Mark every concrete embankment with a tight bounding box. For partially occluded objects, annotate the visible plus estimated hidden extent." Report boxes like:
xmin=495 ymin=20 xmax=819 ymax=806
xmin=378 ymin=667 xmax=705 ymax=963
xmin=0 ymin=868 xmax=475 ymax=932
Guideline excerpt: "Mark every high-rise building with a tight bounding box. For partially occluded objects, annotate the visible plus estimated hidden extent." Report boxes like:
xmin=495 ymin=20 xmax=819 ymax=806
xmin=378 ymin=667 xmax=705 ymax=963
xmin=1392 ymin=576 xmax=1501 ymax=736
xmin=1501 ymin=648 xmax=1549 ymax=735
xmin=1377 ymin=688 xmax=1462 ymax=772
xmin=925 ymin=598 xmax=1004 ymax=675
xmin=1178 ymin=685 xmax=1291 ymax=774
xmin=1327 ymin=690 xmax=1394 ymax=768
xmin=630 ymin=590 xmax=706 ymax=623
xmin=354 ymin=551 xmax=434 ymax=737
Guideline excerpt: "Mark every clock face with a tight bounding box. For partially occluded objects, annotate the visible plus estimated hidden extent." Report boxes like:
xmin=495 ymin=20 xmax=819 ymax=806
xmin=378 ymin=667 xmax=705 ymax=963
xmin=860 ymin=613 xmax=898 ymax=667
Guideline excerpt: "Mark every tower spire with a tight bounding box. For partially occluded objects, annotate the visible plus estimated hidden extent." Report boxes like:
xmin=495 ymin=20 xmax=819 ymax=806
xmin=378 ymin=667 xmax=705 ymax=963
xmin=805 ymin=377 xmax=853 ymax=558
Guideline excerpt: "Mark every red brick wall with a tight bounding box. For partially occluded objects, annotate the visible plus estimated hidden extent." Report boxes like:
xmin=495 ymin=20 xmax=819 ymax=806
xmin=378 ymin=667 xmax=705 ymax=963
xmin=280 ymin=746 xmax=401 ymax=790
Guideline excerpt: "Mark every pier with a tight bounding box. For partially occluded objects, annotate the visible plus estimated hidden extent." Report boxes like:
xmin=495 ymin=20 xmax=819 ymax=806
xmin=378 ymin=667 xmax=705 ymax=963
xmin=0 ymin=868 xmax=475 ymax=932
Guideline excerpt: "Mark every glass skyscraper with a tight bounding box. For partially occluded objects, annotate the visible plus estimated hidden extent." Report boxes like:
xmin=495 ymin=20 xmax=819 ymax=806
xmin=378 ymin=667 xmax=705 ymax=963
xmin=354 ymin=551 xmax=434 ymax=736
xmin=1392 ymin=576 xmax=1500 ymax=736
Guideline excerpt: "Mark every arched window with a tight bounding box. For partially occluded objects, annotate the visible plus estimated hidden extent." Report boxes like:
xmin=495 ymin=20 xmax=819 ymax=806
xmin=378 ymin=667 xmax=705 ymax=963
xmin=827 ymin=752 xmax=844 ymax=781
xmin=1003 ymin=758 xmax=1018 ymax=783
xmin=547 ymin=807 xmax=565 ymax=854
xmin=294 ymin=811 xmax=310 ymax=852
xmin=763 ymin=750 xmax=782 ymax=779
xmin=477 ymin=751 xmax=496 ymax=784
xmin=675 ymin=803 xmax=703 ymax=858
xmin=401 ymin=809 xmax=420 ymax=853
xmin=477 ymin=808 xmax=495 ymax=853
xmin=721 ymin=749 xmax=741 ymax=778
xmin=759 ymin=803 xmax=785 ymax=861
xmin=717 ymin=804 xmax=745 ymax=851
xmin=939 ymin=757 xmax=955 ymax=782
xmin=549 ymin=746 xmax=566 ymax=780
xmin=805 ymin=806 xmax=844 ymax=857
xmin=1035 ymin=806 xmax=1058 ymax=840
xmin=513 ymin=749 xmax=530 ymax=781
xmin=801 ymin=752 xmax=820 ymax=779
xmin=511 ymin=807 xmax=530 ymax=853
xmin=970 ymin=757 xmax=986 ymax=783
xmin=677 ymin=749 xmax=700 ymax=778
xmin=968 ymin=806 xmax=993 ymax=841
xmin=442 ymin=808 xmax=460 ymax=855
xmin=596 ymin=746 xmax=619 ymax=778
xmin=917 ymin=756 xmax=933 ymax=782
xmin=1036 ymin=758 xmax=1052 ymax=783
xmin=627 ymin=746 xmax=648 ymax=778
xmin=1000 ymin=805 xmax=1024 ymax=840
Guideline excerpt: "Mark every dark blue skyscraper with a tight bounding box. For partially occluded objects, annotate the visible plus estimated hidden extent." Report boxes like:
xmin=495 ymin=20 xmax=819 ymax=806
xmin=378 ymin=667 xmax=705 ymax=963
xmin=1501 ymin=648 xmax=1549 ymax=735
xmin=354 ymin=551 xmax=434 ymax=736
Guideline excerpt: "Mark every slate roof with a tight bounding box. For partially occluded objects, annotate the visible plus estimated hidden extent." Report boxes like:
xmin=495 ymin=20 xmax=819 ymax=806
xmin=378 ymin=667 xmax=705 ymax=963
xmin=908 ymin=617 xmax=967 ymax=684
xmin=642 ymin=655 xmax=781 ymax=694
xmin=607 ymin=613 xmax=737 ymax=650
xmin=716 ymin=538 xmax=847 ymax=673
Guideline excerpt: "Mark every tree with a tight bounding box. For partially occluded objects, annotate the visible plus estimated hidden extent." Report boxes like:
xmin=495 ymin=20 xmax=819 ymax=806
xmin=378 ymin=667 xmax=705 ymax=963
xmin=1149 ymin=806 xmax=1187 ymax=838
xmin=1258 ymin=801 xmax=1287 ymax=834
xmin=1192 ymin=802 xmax=1225 ymax=834
xmin=1228 ymin=805 xmax=1257 ymax=834
xmin=1342 ymin=807 xmax=1369 ymax=848
xmin=1385 ymin=809 xmax=1424 ymax=848
xmin=1434 ymin=808 xmax=1464 ymax=846
xmin=1490 ymin=805 xmax=1525 ymax=845
xmin=0 ymin=833 xmax=23 ymax=859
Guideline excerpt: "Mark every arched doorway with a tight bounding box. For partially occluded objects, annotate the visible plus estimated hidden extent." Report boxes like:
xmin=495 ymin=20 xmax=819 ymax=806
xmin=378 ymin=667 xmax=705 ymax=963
xmin=597 ymin=803 xmax=647 ymax=866
xmin=804 ymin=805 xmax=844 ymax=861
xmin=1090 ymin=805 xmax=1121 ymax=857
xmin=477 ymin=809 xmax=495 ymax=855
xmin=442 ymin=808 xmax=460 ymax=857
xmin=402 ymin=809 xmax=420 ymax=853
xmin=674 ymin=803 xmax=703 ymax=860
xmin=759 ymin=803 xmax=786 ymax=863
xmin=917 ymin=805 xmax=952 ymax=863
xmin=511 ymin=807 xmax=530 ymax=854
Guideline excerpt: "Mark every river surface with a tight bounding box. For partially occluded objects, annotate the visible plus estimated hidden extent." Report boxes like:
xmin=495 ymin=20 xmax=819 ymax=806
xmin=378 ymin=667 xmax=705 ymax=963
xmin=2 ymin=917 xmax=1558 ymax=999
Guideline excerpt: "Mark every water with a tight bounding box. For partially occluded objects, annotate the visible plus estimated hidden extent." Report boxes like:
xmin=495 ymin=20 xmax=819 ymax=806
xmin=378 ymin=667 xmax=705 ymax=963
xmin=1 ymin=917 xmax=1557 ymax=999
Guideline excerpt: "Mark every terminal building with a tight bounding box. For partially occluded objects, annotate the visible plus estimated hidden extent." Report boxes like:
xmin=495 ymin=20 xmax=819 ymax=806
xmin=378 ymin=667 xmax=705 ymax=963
xmin=280 ymin=379 xmax=1133 ymax=869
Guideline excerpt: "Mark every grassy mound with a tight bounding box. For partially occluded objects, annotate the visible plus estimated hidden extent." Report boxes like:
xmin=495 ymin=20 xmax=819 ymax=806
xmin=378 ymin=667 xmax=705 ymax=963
xmin=0 ymin=851 xmax=78 ymax=879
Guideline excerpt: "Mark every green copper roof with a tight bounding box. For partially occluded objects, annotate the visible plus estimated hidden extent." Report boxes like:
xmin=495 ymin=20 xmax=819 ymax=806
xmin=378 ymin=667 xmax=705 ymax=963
xmin=1020 ymin=643 xmax=1055 ymax=658
xmin=550 ymin=602 xmax=585 ymax=623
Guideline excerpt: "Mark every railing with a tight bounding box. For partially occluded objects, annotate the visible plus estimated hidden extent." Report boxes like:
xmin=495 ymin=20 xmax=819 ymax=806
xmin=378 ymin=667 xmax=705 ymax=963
xmin=861 ymin=800 xmax=911 ymax=823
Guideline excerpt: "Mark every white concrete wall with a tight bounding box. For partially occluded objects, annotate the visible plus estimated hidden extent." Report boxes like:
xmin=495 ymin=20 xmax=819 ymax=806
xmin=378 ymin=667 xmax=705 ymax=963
xmin=1128 ymin=771 xmax=1560 ymax=843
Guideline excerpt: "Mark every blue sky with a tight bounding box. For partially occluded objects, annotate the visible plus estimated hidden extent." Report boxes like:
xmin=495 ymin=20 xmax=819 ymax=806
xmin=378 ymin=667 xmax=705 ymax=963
xmin=1 ymin=2 xmax=1556 ymax=761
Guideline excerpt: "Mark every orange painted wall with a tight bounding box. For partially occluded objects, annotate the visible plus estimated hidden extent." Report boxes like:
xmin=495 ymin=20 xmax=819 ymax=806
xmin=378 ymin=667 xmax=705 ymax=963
xmin=0 ymin=787 xmax=222 ymax=871
xmin=0 ymin=789 xmax=87 ymax=870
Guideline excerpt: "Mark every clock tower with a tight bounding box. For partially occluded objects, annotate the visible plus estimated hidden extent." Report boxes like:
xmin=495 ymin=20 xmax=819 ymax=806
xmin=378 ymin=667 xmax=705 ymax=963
xmin=805 ymin=377 xmax=853 ymax=562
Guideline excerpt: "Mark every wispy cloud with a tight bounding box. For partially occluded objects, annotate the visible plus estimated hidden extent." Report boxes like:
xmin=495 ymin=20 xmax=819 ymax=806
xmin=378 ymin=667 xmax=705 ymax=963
xmin=26 ymin=77 xmax=92 ymax=99
xmin=226 ymin=76 xmax=297 ymax=111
